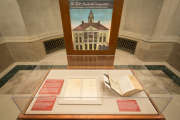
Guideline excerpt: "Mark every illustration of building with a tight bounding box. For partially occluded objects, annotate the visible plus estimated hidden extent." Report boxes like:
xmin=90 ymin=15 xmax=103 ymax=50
xmin=72 ymin=10 xmax=110 ymax=50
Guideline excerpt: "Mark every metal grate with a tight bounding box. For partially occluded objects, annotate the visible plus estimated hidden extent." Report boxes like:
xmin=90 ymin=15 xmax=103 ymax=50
xmin=117 ymin=38 xmax=137 ymax=54
xmin=44 ymin=38 xmax=65 ymax=54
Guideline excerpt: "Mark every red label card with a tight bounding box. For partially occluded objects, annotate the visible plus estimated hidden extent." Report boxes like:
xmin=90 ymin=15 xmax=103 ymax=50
xmin=42 ymin=80 xmax=64 ymax=88
xmin=117 ymin=100 xmax=140 ymax=112
xmin=39 ymin=79 xmax=64 ymax=95
xmin=31 ymin=96 xmax=56 ymax=111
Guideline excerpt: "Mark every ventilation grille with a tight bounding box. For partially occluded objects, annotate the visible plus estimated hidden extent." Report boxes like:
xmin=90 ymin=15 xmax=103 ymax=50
xmin=44 ymin=38 xmax=65 ymax=54
xmin=117 ymin=38 xmax=137 ymax=54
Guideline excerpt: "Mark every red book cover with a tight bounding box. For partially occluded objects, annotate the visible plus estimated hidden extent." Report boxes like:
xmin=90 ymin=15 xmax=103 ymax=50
xmin=117 ymin=100 xmax=140 ymax=112
xmin=39 ymin=79 xmax=64 ymax=95
xmin=31 ymin=96 xmax=56 ymax=111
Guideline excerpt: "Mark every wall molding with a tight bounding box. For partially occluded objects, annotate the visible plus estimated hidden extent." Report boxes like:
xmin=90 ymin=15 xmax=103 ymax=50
xmin=119 ymin=30 xmax=180 ymax=44
xmin=119 ymin=30 xmax=151 ymax=42
xmin=150 ymin=35 xmax=180 ymax=43
xmin=0 ymin=32 xmax=64 ymax=45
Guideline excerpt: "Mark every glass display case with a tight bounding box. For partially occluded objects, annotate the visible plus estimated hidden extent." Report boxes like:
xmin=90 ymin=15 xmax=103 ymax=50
xmin=11 ymin=58 xmax=172 ymax=120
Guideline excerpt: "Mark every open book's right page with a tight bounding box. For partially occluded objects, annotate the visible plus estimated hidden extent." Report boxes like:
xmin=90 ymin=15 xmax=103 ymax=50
xmin=118 ymin=76 xmax=135 ymax=95
xmin=110 ymin=75 xmax=142 ymax=96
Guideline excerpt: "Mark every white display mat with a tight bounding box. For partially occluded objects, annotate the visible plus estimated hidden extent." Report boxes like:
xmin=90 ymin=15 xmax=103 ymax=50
xmin=26 ymin=70 xmax=158 ymax=115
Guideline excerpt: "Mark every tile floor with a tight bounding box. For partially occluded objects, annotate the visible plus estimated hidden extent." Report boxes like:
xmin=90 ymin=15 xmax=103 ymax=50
xmin=0 ymin=49 xmax=180 ymax=120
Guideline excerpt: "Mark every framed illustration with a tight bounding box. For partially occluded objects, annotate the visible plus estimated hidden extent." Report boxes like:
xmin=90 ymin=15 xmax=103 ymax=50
xmin=59 ymin=0 xmax=124 ymax=55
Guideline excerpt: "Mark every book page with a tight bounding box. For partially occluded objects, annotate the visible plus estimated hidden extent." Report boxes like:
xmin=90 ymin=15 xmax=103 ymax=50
xmin=129 ymin=75 xmax=143 ymax=90
xmin=119 ymin=76 xmax=135 ymax=95
xmin=109 ymin=75 xmax=135 ymax=95
xmin=104 ymin=75 xmax=111 ymax=89
xmin=82 ymin=79 xmax=97 ymax=98
xmin=109 ymin=78 xmax=122 ymax=95
xmin=63 ymin=79 xmax=81 ymax=97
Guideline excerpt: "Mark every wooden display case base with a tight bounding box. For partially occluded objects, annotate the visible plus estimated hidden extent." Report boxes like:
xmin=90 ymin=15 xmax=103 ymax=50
xmin=18 ymin=114 xmax=165 ymax=120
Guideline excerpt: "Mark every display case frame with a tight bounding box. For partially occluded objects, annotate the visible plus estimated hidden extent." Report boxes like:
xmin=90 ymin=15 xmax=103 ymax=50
xmin=16 ymin=68 xmax=166 ymax=120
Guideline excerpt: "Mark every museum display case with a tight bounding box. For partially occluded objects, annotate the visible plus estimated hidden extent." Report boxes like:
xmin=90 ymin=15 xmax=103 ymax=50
xmin=11 ymin=56 xmax=172 ymax=120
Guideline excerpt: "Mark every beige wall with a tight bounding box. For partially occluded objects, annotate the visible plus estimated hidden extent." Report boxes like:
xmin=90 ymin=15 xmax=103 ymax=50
xmin=17 ymin=0 xmax=63 ymax=37
xmin=6 ymin=41 xmax=46 ymax=62
xmin=168 ymin=44 xmax=180 ymax=71
xmin=135 ymin=41 xmax=174 ymax=61
xmin=0 ymin=0 xmax=27 ymax=38
xmin=166 ymin=4 xmax=180 ymax=36
xmin=0 ymin=0 xmax=179 ymax=43
xmin=120 ymin=0 xmax=180 ymax=44
xmin=0 ymin=0 xmax=61 ymax=72
xmin=0 ymin=44 xmax=14 ymax=73
xmin=123 ymin=0 xmax=163 ymax=36
xmin=0 ymin=0 xmax=63 ymax=44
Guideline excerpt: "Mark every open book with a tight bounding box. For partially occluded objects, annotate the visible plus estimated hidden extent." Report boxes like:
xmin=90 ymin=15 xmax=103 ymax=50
xmin=104 ymin=74 xmax=143 ymax=96
xmin=58 ymin=78 xmax=102 ymax=105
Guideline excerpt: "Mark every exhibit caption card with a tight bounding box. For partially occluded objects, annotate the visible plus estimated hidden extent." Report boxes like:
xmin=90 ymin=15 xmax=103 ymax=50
xmin=39 ymin=79 xmax=64 ymax=95
xmin=32 ymin=79 xmax=64 ymax=111
xmin=31 ymin=96 xmax=56 ymax=111
xmin=117 ymin=100 xmax=140 ymax=112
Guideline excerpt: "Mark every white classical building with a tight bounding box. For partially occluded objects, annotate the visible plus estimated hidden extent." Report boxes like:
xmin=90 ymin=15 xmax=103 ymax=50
xmin=72 ymin=10 xmax=110 ymax=50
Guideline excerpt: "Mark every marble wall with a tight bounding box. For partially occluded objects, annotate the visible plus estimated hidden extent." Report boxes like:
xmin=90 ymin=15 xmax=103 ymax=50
xmin=168 ymin=44 xmax=180 ymax=71
xmin=0 ymin=0 xmax=27 ymax=42
xmin=17 ymin=0 xmax=63 ymax=37
xmin=135 ymin=41 xmax=174 ymax=61
xmin=123 ymin=0 xmax=163 ymax=36
xmin=0 ymin=0 xmax=62 ymax=72
xmin=6 ymin=41 xmax=46 ymax=62
xmin=0 ymin=0 xmax=63 ymax=44
xmin=166 ymin=3 xmax=180 ymax=36
xmin=0 ymin=44 xmax=14 ymax=73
